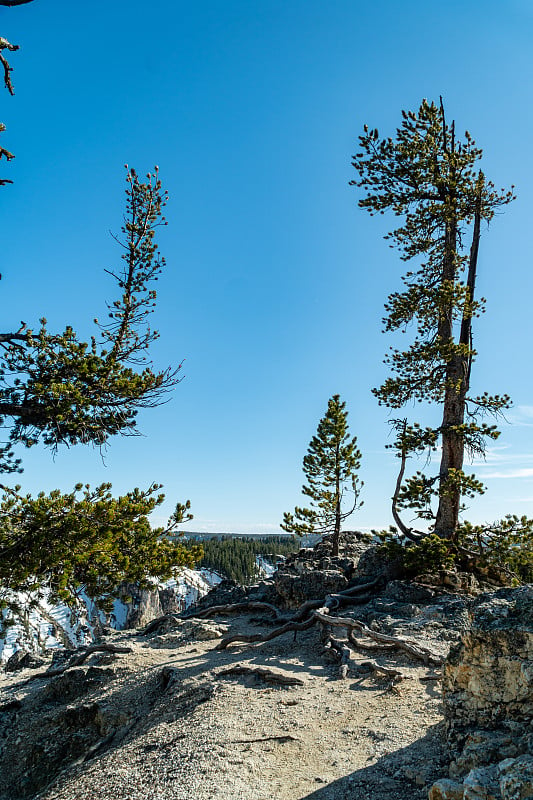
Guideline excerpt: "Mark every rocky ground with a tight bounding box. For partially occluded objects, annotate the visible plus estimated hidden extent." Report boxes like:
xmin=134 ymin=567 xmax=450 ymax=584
xmin=0 ymin=534 xmax=530 ymax=800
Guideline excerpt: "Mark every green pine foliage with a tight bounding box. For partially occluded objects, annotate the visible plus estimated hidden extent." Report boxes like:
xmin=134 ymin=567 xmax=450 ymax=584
xmin=199 ymin=536 xmax=298 ymax=585
xmin=377 ymin=519 xmax=533 ymax=586
xmin=0 ymin=169 xmax=202 ymax=617
xmin=282 ymin=395 xmax=362 ymax=556
xmin=0 ymin=168 xmax=180 ymax=472
xmin=0 ymin=25 xmax=200 ymax=618
xmin=0 ymin=483 xmax=203 ymax=615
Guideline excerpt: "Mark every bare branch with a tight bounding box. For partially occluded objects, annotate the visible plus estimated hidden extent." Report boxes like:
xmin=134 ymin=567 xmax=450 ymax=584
xmin=23 ymin=644 xmax=133 ymax=683
xmin=312 ymin=609 xmax=442 ymax=665
xmin=187 ymin=601 xmax=285 ymax=620
xmin=391 ymin=419 xmax=426 ymax=542
xmin=0 ymin=37 xmax=19 ymax=95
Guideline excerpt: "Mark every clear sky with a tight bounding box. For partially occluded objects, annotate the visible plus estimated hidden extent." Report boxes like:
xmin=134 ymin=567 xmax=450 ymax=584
xmin=1 ymin=0 xmax=533 ymax=533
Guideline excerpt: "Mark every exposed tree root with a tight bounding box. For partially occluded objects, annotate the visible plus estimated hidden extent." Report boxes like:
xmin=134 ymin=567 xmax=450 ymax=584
xmin=25 ymin=644 xmax=133 ymax=682
xmin=324 ymin=636 xmax=353 ymax=679
xmin=347 ymin=631 xmax=397 ymax=653
xmin=230 ymin=735 xmax=299 ymax=744
xmin=337 ymin=576 xmax=384 ymax=596
xmin=141 ymin=613 xmax=181 ymax=636
xmin=216 ymin=664 xmax=304 ymax=686
xmin=214 ymin=601 xmax=442 ymax=667
xmin=355 ymin=660 xmax=404 ymax=681
xmin=323 ymin=633 xmax=406 ymax=684
xmin=216 ymin=616 xmax=316 ymax=650
xmin=273 ymin=576 xmax=384 ymax=622
xmin=312 ymin=609 xmax=443 ymax=666
xmin=141 ymin=602 xmax=287 ymax=638
xmin=290 ymin=598 xmax=327 ymax=621
xmin=187 ymin=601 xmax=285 ymax=620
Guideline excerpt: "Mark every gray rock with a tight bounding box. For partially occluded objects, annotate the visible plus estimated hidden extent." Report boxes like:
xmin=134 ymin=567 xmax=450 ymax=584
xmin=40 ymin=666 xmax=116 ymax=703
xmin=498 ymin=754 xmax=533 ymax=800
xmin=450 ymin=731 xmax=521 ymax=777
xmin=179 ymin=619 xmax=228 ymax=640
xmin=274 ymin=569 xmax=348 ymax=608
xmin=189 ymin=580 xmax=247 ymax=614
xmin=4 ymin=650 xmax=45 ymax=672
xmin=462 ymin=765 xmax=500 ymax=799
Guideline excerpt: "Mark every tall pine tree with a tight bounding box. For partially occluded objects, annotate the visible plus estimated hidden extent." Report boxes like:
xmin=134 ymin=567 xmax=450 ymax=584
xmin=282 ymin=395 xmax=362 ymax=556
xmin=351 ymin=99 xmax=514 ymax=542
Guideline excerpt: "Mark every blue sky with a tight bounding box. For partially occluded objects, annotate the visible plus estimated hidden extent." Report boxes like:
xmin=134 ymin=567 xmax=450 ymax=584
xmin=1 ymin=0 xmax=533 ymax=533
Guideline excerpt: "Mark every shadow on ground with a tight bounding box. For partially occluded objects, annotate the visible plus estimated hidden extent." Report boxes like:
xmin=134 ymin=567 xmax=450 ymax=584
xmin=300 ymin=725 xmax=447 ymax=800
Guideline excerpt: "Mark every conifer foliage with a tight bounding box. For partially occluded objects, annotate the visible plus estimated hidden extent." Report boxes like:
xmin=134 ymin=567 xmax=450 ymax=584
xmin=0 ymin=168 xmax=201 ymax=616
xmin=0 ymin=484 xmax=201 ymax=614
xmin=0 ymin=167 xmax=180 ymax=471
xmin=199 ymin=536 xmax=297 ymax=585
xmin=351 ymin=99 xmax=514 ymax=542
xmin=282 ymin=395 xmax=362 ymax=556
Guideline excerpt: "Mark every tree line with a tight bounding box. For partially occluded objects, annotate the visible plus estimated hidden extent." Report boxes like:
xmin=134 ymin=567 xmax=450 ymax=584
xmin=199 ymin=536 xmax=298 ymax=586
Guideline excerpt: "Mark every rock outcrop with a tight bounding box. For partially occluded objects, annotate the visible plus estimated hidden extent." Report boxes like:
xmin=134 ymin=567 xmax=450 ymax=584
xmin=273 ymin=531 xmax=373 ymax=607
xmin=429 ymin=586 xmax=533 ymax=800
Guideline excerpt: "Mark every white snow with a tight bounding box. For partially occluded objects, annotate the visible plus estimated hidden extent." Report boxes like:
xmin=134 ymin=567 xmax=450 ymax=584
xmin=0 ymin=568 xmax=222 ymax=663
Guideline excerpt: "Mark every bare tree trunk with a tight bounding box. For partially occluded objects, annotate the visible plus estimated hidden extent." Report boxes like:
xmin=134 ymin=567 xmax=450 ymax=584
xmin=434 ymin=186 xmax=482 ymax=541
xmin=434 ymin=196 xmax=461 ymax=539
xmin=332 ymin=443 xmax=341 ymax=556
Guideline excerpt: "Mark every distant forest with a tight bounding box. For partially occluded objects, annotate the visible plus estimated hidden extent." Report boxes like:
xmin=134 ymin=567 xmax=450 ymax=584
xmin=200 ymin=536 xmax=299 ymax=585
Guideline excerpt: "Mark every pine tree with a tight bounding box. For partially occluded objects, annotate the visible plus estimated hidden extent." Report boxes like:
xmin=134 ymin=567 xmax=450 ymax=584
xmin=351 ymin=99 xmax=514 ymax=542
xmin=0 ymin=168 xmax=199 ymax=616
xmin=282 ymin=395 xmax=362 ymax=557
xmin=0 ymin=166 xmax=180 ymax=472
xmin=0 ymin=1 xmax=201 ymax=619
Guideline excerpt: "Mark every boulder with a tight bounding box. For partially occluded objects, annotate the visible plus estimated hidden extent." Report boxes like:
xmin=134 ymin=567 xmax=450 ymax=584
xmin=498 ymin=755 xmax=533 ymax=800
xmin=4 ymin=650 xmax=45 ymax=672
xmin=428 ymin=778 xmax=465 ymax=800
xmin=274 ymin=569 xmax=348 ymax=608
xmin=443 ymin=586 xmax=533 ymax=742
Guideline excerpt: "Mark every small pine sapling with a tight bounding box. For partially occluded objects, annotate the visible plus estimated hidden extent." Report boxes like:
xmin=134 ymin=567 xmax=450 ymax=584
xmin=282 ymin=395 xmax=362 ymax=557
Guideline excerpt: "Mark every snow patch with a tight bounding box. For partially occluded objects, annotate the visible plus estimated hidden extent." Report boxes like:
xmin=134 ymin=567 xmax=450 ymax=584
xmin=0 ymin=568 xmax=221 ymax=663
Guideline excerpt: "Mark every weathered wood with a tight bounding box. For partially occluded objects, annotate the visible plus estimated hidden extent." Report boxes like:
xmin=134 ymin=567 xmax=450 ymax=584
xmin=347 ymin=630 xmax=396 ymax=652
xmin=312 ymin=609 xmax=443 ymax=666
xmin=187 ymin=601 xmax=284 ymax=620
xmin=216 ymin=665 xmax=304 ymax=687
xmin=291 ymin=577 xmax=382 ymax=621
xmin=140 ymin=613 xmax=181 ymax=636
xmin=214 ymin=601 xmax=442 ymax=666
xmin=324 ymin=636 xmax=353 ymax=679
xmin=357 ymin=659 xmax=404 ymax=681
xmin=230 ymin=735 xmax=299 ymax=744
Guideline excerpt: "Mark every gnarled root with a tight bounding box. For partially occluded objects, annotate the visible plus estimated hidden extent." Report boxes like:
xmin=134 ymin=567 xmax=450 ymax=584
xmin=216 ymin=664 xmax=304 ymax=686
xmin=25 ymin=643 xmax=133 ymax=683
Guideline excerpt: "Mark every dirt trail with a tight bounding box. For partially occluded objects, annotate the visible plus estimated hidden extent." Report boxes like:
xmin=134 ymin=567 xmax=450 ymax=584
xmin=0 ymin=613 xmax=448 ymax=800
